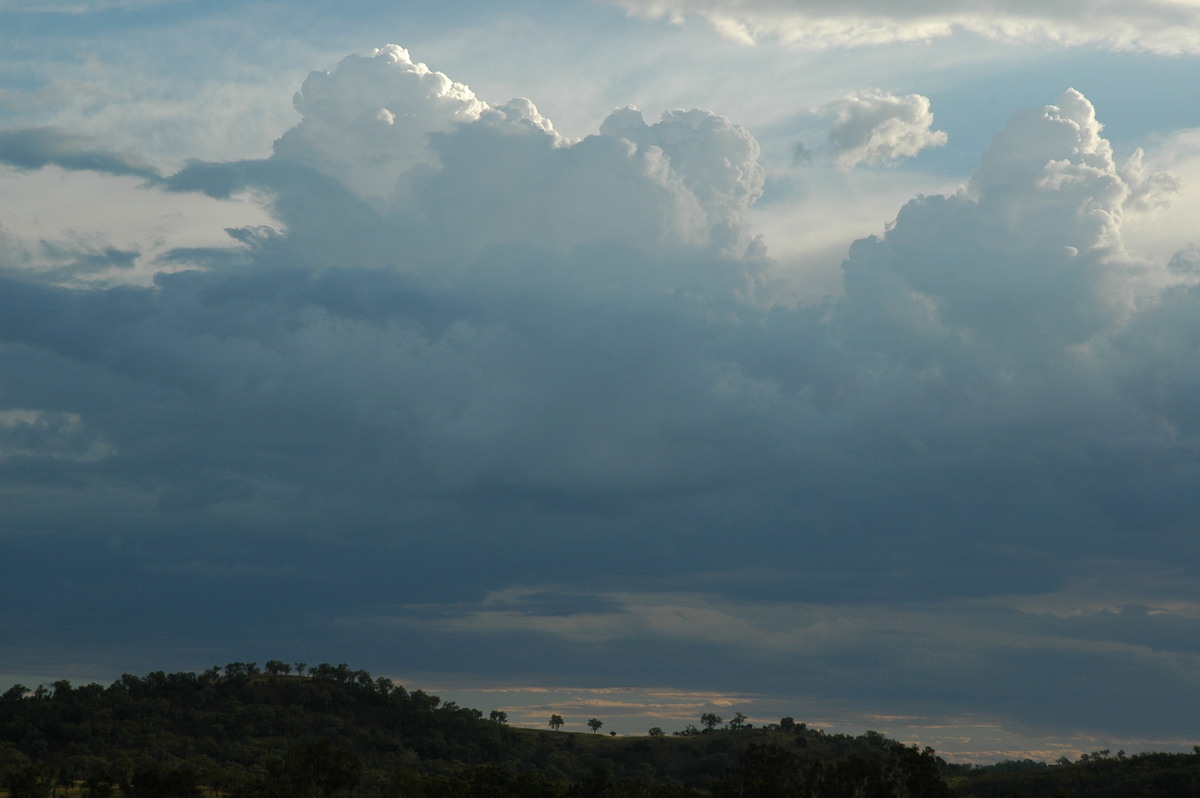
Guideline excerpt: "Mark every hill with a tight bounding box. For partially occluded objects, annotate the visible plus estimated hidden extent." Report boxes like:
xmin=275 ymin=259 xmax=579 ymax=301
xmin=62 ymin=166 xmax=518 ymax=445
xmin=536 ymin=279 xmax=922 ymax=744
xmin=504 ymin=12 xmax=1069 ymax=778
xmin=1 ymin=662 xmax=1196 ymax=796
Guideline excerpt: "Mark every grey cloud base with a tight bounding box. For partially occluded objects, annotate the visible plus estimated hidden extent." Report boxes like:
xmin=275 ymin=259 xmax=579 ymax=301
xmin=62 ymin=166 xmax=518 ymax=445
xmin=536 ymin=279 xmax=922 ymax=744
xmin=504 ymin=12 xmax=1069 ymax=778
xmin=2 ymin=48 xmax=1199 ymax=750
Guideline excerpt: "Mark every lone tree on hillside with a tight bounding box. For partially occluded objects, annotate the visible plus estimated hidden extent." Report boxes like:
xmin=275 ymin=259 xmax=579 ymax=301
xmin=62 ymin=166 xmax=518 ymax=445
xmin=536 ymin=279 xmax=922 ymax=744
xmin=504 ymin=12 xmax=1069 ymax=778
xmin=700 ymin=712 xmax=723 ymax=733
xmin=587 ymin=718 xmax=603 ymax=734
xmin=548 ymin=714 xmax=564 ymax=731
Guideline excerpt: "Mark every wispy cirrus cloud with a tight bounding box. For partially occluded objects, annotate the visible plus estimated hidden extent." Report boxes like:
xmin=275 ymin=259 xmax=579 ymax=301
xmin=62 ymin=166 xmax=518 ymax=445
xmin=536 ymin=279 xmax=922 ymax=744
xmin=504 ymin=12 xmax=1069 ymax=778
xmin=607 ymin=0 xmax=1200 ymax=53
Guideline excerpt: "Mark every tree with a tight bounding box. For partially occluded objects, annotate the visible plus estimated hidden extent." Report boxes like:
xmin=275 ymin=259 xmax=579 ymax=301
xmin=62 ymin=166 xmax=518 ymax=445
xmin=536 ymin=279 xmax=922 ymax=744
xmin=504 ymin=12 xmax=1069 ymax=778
xmin=729 ymin=711 xmax=748 ymax=730
xmin=124 ymin=764 xmax=202 ymax=798
xmin=294 ymin=662 xmax=308 ymax=677
xmin=548 ymin=714 xmax=564 ymax=731
xmin=5 ymin=762 xmax=54 ymax=798
xmin=648 ymin=727 xmax=665 ymax=737
xmin=1 ymin=684 xmax=28 ymax=702
xmin=277 ymin=739 xmax=360 ymax=798
xmin=700 ymin=712 xmax=723 ymax=733
xmin=587 ymin=718 xmax=603 ymax=734
xmin=489 ymin=710 xmax=508 ymax=724
xmin=82 ymin=766 xmax=117 ymax=798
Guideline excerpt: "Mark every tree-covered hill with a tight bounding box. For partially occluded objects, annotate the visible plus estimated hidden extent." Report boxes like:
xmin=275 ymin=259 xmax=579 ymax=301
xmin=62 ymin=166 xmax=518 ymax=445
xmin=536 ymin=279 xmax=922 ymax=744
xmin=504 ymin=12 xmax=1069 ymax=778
xmin=2 ymin=662 xmax=1196 ymax=796
xmin=0 ymin=662 xmax=957 ymax=796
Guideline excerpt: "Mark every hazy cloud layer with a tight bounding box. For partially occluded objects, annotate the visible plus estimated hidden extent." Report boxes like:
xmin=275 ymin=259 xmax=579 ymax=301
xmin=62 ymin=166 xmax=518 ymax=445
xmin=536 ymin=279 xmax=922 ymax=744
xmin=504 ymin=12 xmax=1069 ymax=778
xmin=3 ymin=47 xmax=1200 ymax=753
xmin=608 ymin=0 xmax=1200 ymax=52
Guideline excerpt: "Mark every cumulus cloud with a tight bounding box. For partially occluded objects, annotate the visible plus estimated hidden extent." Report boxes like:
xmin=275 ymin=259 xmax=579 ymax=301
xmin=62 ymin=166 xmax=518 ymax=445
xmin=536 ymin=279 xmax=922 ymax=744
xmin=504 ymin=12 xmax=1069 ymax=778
xmin=5 ymin=45 xmax=1200 ymax=748
xmin=264 ymin=45 xmax=766 ymax=263
xmin=842 ymin=88 xmax=1139 ymax=342
xmin=607 ymin=0 xmax=1200 ymax=53
xmin=599 ymin=106 xmax=765 ymax=223
xmin=273 ymin=44 xmax=490 ymax=202
xmin=823 ymin=90 xmax=946 ymax=169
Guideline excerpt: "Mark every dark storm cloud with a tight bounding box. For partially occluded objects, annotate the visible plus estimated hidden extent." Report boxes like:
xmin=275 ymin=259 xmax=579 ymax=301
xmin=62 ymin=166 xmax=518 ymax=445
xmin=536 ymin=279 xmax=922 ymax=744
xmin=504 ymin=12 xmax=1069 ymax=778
xmin=4 ymin=46 xmax=1200 ymax=747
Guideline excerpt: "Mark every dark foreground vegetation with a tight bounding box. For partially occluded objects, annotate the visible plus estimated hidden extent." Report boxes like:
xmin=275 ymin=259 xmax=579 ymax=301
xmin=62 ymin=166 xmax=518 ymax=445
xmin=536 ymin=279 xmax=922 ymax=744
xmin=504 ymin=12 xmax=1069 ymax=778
xmin=1 ymin=662 xmax=1197 ymax=796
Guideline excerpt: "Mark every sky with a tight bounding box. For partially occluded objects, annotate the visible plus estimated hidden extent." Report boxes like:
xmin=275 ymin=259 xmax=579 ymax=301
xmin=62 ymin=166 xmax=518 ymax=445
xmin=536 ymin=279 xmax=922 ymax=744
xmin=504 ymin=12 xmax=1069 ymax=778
xmin=2 ymin=0 xmax=1200 ymax=763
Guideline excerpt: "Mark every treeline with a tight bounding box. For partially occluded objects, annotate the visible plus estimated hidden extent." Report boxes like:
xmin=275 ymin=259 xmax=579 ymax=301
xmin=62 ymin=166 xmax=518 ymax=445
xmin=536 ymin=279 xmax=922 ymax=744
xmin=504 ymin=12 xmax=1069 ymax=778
xmin=951 ymin=748 xmax=1200 ymax=797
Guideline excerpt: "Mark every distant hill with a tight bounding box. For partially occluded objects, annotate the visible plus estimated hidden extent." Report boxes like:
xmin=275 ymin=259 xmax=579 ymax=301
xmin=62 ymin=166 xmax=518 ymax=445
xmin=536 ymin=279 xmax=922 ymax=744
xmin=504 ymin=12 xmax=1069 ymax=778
xmin=1 ymin=662 xmax=1195 ymax=796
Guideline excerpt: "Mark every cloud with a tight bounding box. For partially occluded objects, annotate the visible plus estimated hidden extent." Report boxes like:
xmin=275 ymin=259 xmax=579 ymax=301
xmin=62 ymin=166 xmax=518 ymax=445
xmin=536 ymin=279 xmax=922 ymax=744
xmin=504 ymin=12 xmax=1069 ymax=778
xmin=599 ymin=106 xmax=765 ymax=225
xmin=273 ymin=44 xmax=491 ymax=203
xmin=606 ymin=0 xmax=1200 ymax=53
xmin=841 ymin=89 xmax=1136 ymax=344
xmin=823 ymin=91 xmax=946 ymax=169
xmin=5 ymin=44 xmax=1200 ymax=750
xmin=0 ymin=408 xmax=114 ymax=462
xmin=0 ymin=0 xmax=181 ymax=11
xmin=0 ymin=127 xmax=160 ymax=179
xmin=0 ymin=166 xmax=277 ymax=288
xmin=791 ymin=141 xmax=813 ymax=166
xmin=354 ymin=574 xmax=1200 ymax=739
xmin=268 ymin=45 xmax=765 ymax=259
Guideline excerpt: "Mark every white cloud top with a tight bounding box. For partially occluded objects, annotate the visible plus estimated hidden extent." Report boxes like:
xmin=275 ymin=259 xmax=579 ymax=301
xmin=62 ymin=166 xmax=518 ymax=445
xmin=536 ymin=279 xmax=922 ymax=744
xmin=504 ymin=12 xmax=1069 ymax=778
xmin=274 ymin=44 xmax=490 ymax=201
xmin=600 ymin=106 xmax=765 ymax=219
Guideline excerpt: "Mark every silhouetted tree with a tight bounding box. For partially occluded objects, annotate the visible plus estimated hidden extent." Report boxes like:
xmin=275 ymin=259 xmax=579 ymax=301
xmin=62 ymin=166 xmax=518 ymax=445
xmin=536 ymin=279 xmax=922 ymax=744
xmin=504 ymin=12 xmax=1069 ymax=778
xmin=549 ymin=714 xmax=564 ymax=731
xmin=1 ymin=684 xmax=28 ymax=702
xmin=587 ymin=718 xmax=603 ymax=734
